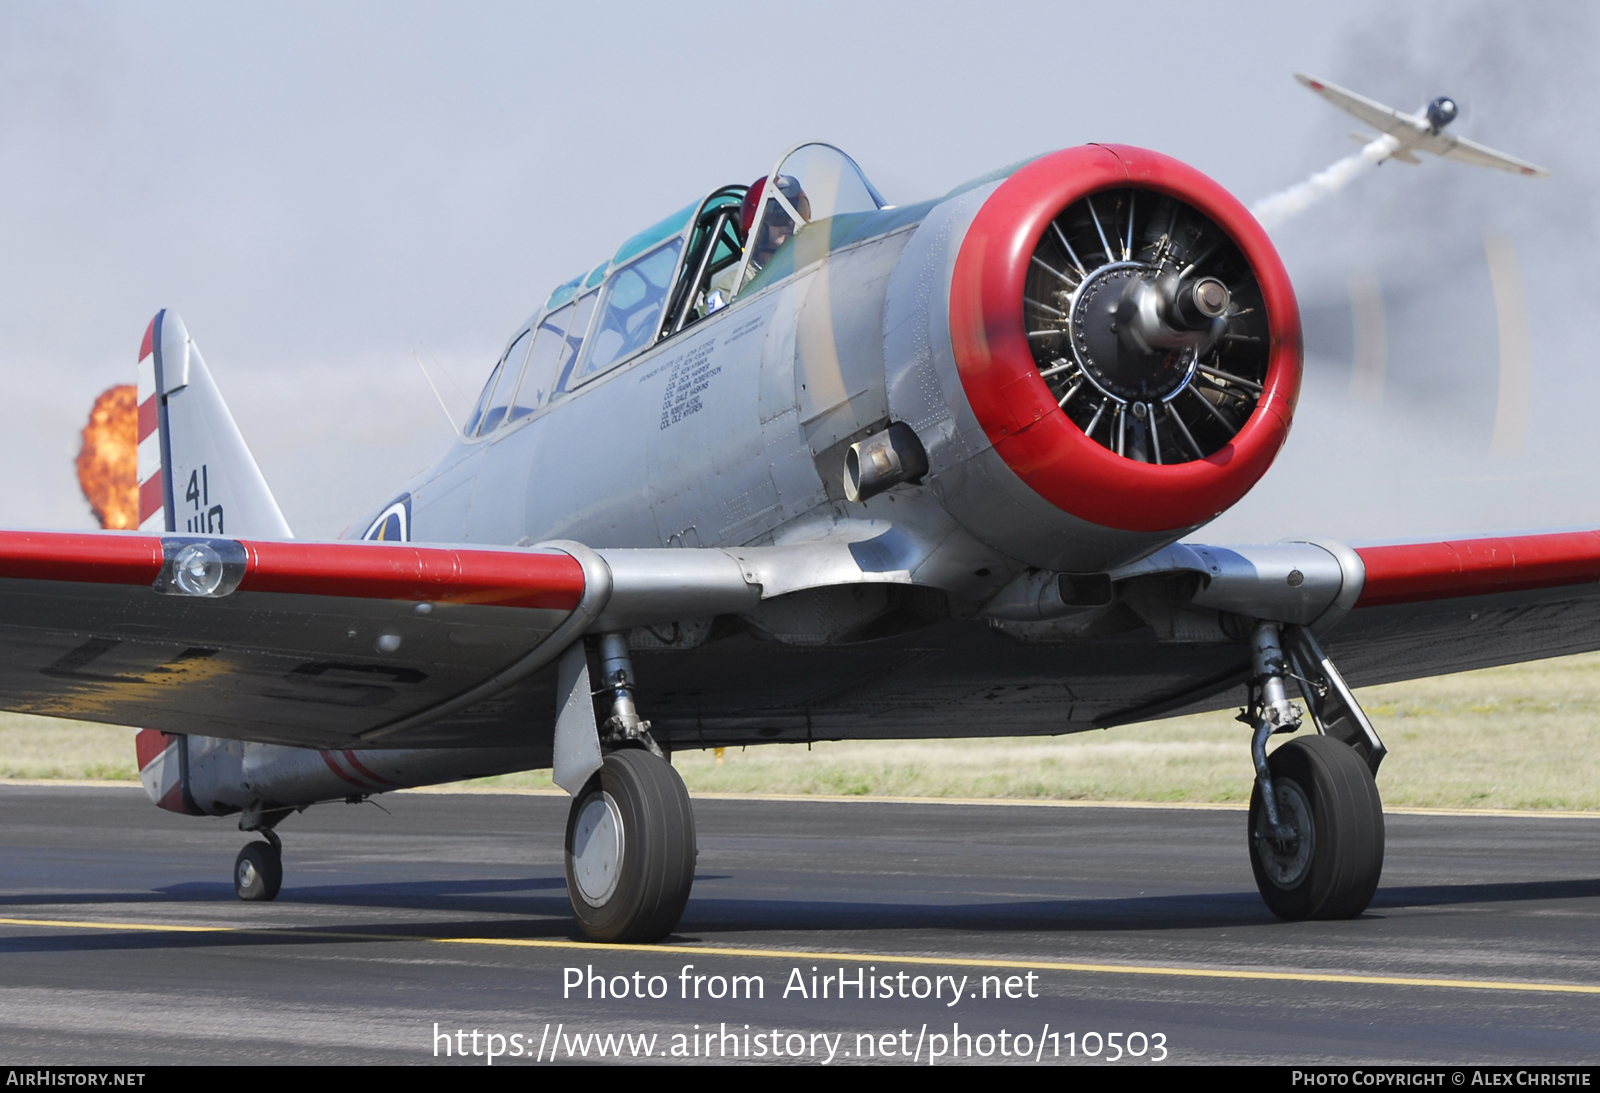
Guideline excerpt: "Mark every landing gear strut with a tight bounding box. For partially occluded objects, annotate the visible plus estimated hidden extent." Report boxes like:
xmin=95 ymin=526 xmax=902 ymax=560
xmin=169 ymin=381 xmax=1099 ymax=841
xmin=562 ymin=634 xmax=696 ymax=943
xmin=1244 ymin=622 xmax=1384 ymax=920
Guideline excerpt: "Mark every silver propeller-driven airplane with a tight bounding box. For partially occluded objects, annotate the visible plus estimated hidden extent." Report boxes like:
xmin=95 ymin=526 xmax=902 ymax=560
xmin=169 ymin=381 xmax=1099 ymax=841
xmin=8 ymin=140 xmax=1589 ymax=944
xmin=1296 ymin=72 xmax=1551 ymax=176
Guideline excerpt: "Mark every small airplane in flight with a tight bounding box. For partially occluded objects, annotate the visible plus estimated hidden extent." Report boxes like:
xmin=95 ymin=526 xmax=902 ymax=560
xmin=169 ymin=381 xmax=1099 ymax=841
xmin=8 ymin=136 xmax=1590 ymax=945
xmin=1296 ymin=72 xmax=1550 ymax=176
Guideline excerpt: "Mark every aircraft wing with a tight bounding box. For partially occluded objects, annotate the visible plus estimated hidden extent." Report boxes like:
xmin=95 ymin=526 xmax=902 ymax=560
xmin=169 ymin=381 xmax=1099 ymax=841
xmin=1024 ymin=531 xmax=1600 ymax=736
xmin=2 ymin=526 xmax=1600 ymax=749
xmin=1326 ymin=529 xmax=1600 ymax=683
xmin=1430 ymin=133 xmax=1551 ymax=177
xmin=1295 ymin=73 xmax=1429 ymax=140
xmin=1090 ymin=529 xmax=1600 ymax=729
xmin=0 ymin=532 xmax=600 ymax=750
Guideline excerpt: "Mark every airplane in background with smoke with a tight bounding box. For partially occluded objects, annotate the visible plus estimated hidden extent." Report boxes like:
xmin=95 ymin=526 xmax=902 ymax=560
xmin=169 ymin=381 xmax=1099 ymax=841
xmin=1250 ymin=74 xmax=1548 ymax=232
xmin=30 ymin=137 xmax=1596 ymax=946
xmin=1296 ymin=73 xmax=1550 ymax=177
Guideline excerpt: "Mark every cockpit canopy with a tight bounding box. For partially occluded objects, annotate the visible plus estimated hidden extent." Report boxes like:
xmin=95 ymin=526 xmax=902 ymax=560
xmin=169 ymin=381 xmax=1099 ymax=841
xmin=463 ymin=143 xmax=885 ymax=438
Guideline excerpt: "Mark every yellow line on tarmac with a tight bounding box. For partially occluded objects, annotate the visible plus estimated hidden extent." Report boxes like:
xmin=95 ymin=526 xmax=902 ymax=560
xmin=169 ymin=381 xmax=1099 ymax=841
xmin=393 ymin=785 xmax=1249 ymax=809
xmin=691 ymin=792 xmax=1249 ymax=811
xmin=0 ymin=916 xmax=228 ymax=933
xmin=1382 ymin=804 xmax=1600 ymax=819
xmin=4 ymin=915 xmax=1598 ymax=996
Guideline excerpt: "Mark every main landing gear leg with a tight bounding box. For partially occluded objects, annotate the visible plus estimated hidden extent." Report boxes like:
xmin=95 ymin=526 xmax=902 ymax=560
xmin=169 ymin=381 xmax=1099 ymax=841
xmin=1245 ymin=622 xmax=1384 ymax=921
xmin=561 ymin=633 xmax=696 ymax=944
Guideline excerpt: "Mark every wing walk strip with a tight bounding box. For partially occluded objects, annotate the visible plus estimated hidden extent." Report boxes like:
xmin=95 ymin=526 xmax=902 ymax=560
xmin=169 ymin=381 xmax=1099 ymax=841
xmin=1 ymin=917 xmax=1596 ymax=996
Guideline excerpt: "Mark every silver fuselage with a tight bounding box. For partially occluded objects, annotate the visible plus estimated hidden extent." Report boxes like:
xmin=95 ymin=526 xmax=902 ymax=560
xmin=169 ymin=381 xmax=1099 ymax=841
xmin=379 ymin=182 xmax=1169 ymax=624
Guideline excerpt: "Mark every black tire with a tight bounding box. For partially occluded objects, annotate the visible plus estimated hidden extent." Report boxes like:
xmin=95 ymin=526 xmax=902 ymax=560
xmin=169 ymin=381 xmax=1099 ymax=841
xmin=565 ymin=749 xmax=697 ymax=943
xmin=1248 ymin=735 xmax=1384 ymax=920
xmin=234 ymin=841 xmax=282 ymax=902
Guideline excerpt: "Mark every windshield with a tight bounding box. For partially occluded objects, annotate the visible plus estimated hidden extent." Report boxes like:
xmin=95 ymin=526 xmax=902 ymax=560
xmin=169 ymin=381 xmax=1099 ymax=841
xmin=770 ymin=143 xmax=884 ymax=222
xmin=735 ymin=143 xmax=884 ymax=295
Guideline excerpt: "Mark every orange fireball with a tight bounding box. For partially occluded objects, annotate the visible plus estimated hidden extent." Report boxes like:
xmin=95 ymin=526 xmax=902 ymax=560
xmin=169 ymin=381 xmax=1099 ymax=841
xmin=77 ymin=384 xmax=138 ymax=530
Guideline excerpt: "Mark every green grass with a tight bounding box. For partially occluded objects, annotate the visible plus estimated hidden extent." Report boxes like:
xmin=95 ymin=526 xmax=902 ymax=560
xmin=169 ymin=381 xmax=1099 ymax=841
xmin=11 ymin=653 xmax=1600 ymax=811
xmin=0 ymin=716 xmax=140 ymax=781
xmin=434 ymin=652 xmax=1600 ymax=811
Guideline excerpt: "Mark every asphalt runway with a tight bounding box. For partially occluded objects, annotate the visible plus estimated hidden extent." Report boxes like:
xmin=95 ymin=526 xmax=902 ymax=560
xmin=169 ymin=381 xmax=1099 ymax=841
xmin=2 ymin=783 xmax=1598 ymax=1066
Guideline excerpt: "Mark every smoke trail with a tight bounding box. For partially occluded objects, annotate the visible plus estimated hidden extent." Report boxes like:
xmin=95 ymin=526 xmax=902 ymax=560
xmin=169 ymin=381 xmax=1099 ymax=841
xmin=1250 ymin=134 xmax=1399 ymax=230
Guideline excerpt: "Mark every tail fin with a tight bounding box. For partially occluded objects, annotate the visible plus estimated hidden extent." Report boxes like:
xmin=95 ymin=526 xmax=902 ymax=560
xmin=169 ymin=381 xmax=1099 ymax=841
xmin=136 ymin=310 xmax=292 ymax=538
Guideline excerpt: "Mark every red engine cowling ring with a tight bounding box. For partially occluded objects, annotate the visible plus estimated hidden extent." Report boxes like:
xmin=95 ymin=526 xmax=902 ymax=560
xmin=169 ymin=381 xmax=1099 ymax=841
xmin=948 ymin=144 xmax=1301 ymax=534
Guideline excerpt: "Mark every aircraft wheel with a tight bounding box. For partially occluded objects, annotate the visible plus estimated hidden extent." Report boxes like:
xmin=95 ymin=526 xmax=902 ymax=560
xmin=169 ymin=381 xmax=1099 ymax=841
xmin=1248 ymin=735 xmax=1383 ymax=921
xmin=234 ymin=840 xmax=283 ymax=902
xmin=565 ymin=749 xmax=696 ymax=943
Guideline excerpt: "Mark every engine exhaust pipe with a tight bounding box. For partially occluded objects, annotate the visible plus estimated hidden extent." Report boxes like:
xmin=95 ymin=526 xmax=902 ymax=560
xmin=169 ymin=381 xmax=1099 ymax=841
xmin=844 ymin=422 xmax=929 ymax=503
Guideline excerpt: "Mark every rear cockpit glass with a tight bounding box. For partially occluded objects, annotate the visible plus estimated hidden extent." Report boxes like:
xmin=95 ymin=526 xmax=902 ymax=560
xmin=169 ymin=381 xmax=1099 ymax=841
xmin=475 ymin=329 xmax=531 ymax=435
xmin=546 ymin=261 xmax=607 ymax=312
xmin=464 ymin=360 xmax=504 ymax=436
xmin=546 ymin=274 xmax=583 ymax=312
xmin=573 ymin=238 xmax=683 ymax=382
xmin=612 ymin=203 xmax=695 ymax=266
xmin=549 ymin=290 xmax=599 ymax=395
xmin=511 ymin=304 xmax=574 ymax=423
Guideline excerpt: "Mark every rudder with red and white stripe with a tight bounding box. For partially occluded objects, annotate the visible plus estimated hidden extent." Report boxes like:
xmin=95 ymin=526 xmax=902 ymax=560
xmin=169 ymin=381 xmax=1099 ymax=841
xmin=135 ymin=318 xmax=168 ymax=532
xmin=134 ymin=309 xmax=291 ymax=539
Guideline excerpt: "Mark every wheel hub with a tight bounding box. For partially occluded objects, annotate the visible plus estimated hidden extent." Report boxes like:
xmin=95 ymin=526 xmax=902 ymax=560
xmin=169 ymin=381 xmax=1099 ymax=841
xmin=571 ymin=792 xmax=625 ymax=907
xmin=236 ymin=860 xmax=257 ymax=888
xmin=1256 ymin=779 xmax=1314 ymax=889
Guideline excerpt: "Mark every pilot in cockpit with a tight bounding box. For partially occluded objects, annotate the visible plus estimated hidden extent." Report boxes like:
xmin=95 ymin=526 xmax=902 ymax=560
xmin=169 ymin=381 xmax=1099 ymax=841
xmin=705 ymin=174 xmax=811 ymax=310
xmin=747 ymin=174 xmax=811 ymax=268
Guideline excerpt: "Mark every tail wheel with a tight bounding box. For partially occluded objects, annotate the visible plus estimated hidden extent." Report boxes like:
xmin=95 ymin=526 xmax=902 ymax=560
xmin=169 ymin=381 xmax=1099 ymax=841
xmin=234 ymin=840 xmax=282 ymax=902
xmin=565 ymin=749 xmax=697 ymax=943
xmin=1249 ymin=735 xmax=1384 ymax=920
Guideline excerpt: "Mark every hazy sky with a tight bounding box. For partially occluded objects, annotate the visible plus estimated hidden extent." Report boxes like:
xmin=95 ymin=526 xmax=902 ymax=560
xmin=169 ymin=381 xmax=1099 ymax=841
xmin=1 ymin=1 xmax=1590 ymax=542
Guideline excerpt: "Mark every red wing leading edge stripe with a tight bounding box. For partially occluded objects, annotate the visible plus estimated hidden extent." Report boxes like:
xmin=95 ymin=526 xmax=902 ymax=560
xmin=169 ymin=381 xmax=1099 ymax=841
xmin=0 ymin=531 xmax=585 ymax=611
xmin=1356 ymin=530 xmax=1600 ymax=607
